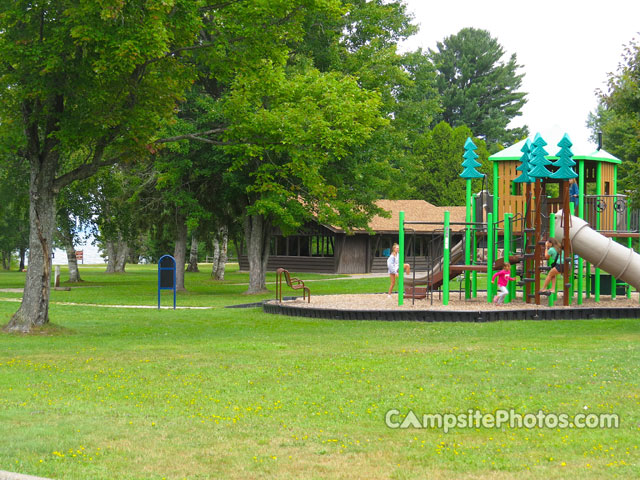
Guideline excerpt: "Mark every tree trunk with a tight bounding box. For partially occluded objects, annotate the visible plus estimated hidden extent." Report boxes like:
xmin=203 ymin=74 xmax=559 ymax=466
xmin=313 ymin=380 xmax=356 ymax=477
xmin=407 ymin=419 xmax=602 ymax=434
xmin=128 ymin=250 xmax=139 ymax=264
xmin=211 ymin=236 xmax=220 ymax=276
xmin=6 ymin=161 xmax=57 ymax=332
xmin=65 ymin=244 xmax=82 ymax=282
xmin=60 ymin=226 xmax=82 ymax=283
xmin=114 ymin=241 xmax=128 ymax=273
xmin=19 ymin=247 xmax=26 ymax=271
xmin=174 ymin=216 xmax=188 ymax=291
xmin=186 ymin=235 xmax=199 ymax=272
xmin=105 ymin=237 xmax=128 ymax=273
xmin=243 ymin=214 xmax=270 ymax=294
xmin=211 ymin=226 xmax=228 ymax=281
xmin=105 ymin=241 xmax=116 ymax=273
xmin=1 ymin=251 xmax=9 ymax=271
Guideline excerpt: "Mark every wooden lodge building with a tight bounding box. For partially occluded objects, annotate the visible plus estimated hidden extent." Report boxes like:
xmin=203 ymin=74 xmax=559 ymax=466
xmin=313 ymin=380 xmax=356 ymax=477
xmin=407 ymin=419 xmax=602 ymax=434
xmin=238 ymin=200 xmax=466 ymax=274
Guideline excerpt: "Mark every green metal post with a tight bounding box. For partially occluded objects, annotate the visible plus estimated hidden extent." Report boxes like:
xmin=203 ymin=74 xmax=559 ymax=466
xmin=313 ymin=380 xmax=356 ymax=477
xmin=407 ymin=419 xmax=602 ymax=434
xmin=612 ymin=165 xmax=618 ymax=300
xmin=568 ymin=199 xmax=576 ymax=302
xmin=577 ymin=160 xmax=584 ymax=305
xmin=493 ymin=162 xmax=499 ymax=223
xmin=578 ymin=160 xmax=585 ymax=219
xmin=595 ymin=163 xmax=602 ymax=302
xmin=487 ymin=212 xmax=494 ymax=303
xmin=465 ymin=180 xmax=472 ymax=299
xmin=472 ymin=196 xmax=478 ymax=298
xmin=628 ymin=206 xmax=633 ymax=299
xmin=399 ymin=211 xmax=404 ymax=306
xmin=504 ymin=213 xmax=513 ymax=303
xmin=548 ymin=212 xmax=556 ymax=307
xmin=443 ymin=210 xmax=450 ymax=306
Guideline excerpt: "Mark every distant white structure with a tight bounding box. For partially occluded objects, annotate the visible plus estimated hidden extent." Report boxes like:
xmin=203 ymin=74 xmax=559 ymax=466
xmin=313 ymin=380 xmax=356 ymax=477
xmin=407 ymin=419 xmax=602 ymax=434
xmin=51 ymin=235 xmax=105 ymax=265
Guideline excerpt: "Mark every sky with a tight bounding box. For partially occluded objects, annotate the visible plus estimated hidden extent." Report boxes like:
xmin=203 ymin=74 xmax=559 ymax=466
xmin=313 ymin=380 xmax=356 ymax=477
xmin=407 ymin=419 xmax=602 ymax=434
xmin=399 ymin=0 xmax=640 ymax=151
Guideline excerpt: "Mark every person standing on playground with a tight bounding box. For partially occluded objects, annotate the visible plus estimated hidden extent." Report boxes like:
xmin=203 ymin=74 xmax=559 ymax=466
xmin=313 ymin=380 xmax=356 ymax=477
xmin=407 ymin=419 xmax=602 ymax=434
xmin=569 ymin=177 xmax=579 ymax=212
xmin=542 ymin=237 xmax=564 ymax=294
xmin=491 ymin=262 xmax=516 ymax=304
xmin=387 ymin=243 xmax=410 ymax=297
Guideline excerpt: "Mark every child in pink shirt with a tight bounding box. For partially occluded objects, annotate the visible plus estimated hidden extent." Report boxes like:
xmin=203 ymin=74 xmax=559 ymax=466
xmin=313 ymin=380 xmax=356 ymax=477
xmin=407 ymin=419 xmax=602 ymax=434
xmin=492 ymin=262 xmax=516 ymax=305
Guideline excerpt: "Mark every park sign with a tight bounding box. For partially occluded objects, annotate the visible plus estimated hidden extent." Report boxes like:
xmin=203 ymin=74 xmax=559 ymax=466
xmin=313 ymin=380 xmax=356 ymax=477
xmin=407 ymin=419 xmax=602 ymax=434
xmin=158 ymin=255 xmax=176 ymax=310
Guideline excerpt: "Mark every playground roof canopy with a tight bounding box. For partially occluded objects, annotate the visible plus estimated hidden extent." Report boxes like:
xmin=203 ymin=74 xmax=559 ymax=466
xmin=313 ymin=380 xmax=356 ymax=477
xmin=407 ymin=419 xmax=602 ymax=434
xmin=489 ymin=128 xmax=622 ymax=164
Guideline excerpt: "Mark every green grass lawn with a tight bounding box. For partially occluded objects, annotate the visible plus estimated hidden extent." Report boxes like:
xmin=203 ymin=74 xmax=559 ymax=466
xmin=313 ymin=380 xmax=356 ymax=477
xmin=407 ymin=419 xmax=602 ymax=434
xmin=0 ymin=265 xmax=638 ymax=479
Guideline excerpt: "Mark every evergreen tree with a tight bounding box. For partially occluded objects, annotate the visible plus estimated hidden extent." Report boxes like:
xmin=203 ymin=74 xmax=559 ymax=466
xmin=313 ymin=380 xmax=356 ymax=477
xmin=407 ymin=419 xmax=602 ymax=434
xmin=430 ymin=27 xmax=528 ymax=150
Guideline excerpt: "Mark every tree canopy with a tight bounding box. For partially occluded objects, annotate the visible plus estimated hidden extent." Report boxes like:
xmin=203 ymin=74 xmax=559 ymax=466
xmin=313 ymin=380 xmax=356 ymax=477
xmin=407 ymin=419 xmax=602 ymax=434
xmin=1 ymin=1 xmax=538 ymax=329
xmin=430 ymin=27 xmax=528 ymax=150
xmin=589 ymin=37 xmax=640 ymax=205
xmin=409 ymin=122 xmax=490 ymax=206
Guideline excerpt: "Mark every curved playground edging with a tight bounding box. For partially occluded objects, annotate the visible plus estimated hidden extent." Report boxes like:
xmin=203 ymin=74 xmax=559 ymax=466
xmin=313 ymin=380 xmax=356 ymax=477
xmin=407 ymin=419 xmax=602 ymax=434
xmin=263 ymin=301 xmax=640 ymax=322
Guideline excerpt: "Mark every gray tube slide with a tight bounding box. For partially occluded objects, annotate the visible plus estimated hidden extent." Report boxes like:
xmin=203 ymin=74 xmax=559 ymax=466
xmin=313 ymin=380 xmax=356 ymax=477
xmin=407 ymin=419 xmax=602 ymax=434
xmin=555 ymin=212 xmax=640 ymax=291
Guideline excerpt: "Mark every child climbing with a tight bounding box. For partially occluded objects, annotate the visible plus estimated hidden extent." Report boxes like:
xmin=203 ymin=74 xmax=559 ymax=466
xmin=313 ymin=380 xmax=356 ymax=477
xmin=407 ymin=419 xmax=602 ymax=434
xmin=387 ymin=243 xmax=411 ymax=297
xmin=491 ymin=262 xmax=516 ymax=305
xmin=542 ymin=237 xmax=564 ymax=294
xmin=569 ymin=177 xmax=579 ymax=211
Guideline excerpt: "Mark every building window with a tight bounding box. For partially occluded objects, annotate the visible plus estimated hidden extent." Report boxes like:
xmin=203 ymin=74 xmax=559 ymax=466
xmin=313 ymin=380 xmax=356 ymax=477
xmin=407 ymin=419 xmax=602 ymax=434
xmin=271 ymin=234 xmax=334 ymax=257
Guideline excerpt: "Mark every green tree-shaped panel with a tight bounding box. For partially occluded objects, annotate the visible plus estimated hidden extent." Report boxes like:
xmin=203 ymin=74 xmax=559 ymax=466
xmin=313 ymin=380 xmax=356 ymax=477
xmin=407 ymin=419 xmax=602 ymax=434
xmin=460 ymin=137 xmax=484 ymax=178
xmin=513 ymin=138 xmax=533 ymax=183
xmin=550 ymin=133 xmax=578 ymax=180
xmin=528 ymin=133 xmax=553 ymax=179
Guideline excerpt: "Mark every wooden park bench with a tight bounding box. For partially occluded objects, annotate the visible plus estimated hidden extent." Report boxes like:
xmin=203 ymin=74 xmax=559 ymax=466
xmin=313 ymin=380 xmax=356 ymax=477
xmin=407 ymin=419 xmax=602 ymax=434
xmin=276 ymin=268 xmax=311 ymax=303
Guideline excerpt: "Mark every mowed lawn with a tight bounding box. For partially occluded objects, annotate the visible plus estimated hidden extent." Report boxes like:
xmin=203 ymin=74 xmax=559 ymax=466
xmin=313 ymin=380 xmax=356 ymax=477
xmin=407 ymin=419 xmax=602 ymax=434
xmin=0 ymin=265 xmax=638 ymax=479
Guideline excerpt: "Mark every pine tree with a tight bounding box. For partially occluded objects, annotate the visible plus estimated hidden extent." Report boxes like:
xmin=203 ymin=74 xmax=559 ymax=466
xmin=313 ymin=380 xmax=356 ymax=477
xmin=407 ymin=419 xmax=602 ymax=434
xmin=430 ymin=27 xmax=528 ymax=148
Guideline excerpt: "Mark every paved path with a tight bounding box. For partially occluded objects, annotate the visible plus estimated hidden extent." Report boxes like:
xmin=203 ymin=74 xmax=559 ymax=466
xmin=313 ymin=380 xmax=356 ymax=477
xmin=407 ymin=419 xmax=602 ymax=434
xmin=0 ymin=297 xmax=216 ymax=309
xmin=0 ymin=471 xmax=53 ymax=480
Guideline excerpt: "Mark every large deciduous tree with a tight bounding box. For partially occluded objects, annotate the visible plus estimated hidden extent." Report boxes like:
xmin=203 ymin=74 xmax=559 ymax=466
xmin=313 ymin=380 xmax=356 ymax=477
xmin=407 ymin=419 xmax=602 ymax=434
xmin=410 ymin=122 xmax=490 ymax=206
xmin=1 ymin=0 xmax=202 ymax=332
xmin=588 ymin=38 xmax=640 ymax=205
xmin=430 ymin=27 xmax=528 ymax=149
xmin=298 ymin=1 xmax=441 ymax=199
xmin=223 ymin=65 xmax=386 ymax=293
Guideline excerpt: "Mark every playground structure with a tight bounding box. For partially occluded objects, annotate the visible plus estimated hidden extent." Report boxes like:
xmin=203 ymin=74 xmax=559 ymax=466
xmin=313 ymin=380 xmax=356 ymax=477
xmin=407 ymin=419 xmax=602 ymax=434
xmin=398 ymin=132 xmax=640 ymax=308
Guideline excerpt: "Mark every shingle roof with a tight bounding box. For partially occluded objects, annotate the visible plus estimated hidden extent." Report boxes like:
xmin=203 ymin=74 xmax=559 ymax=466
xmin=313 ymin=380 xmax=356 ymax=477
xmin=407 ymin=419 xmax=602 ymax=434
xmin=327 ymin=200 xmax=467 ymax=234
